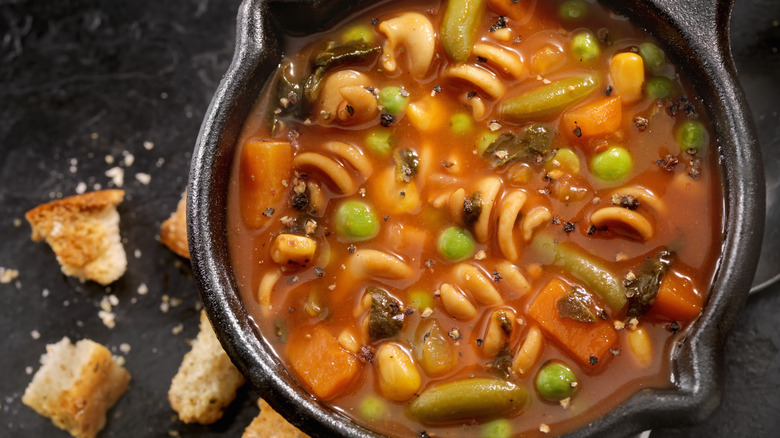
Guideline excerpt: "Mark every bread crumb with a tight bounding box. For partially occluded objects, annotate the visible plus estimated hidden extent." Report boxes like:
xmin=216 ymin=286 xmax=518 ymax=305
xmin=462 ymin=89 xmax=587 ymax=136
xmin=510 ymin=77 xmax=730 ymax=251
xmin=0 ymin=267 xmax=20 ymax=284
xmin=135 ymin=173 xmax=151 ymax=185
xmin=539 ymin=424 xmax=551 ymax=433
xmin=121 ymin=151 xmax=134 ymax=167
xmin=168 ymin=311 xmax=245 ymax=424
xmin=25 ymin=190 xmax=127 ymax=285
xmin=75 ymin=182 xmax=87 ymax=195
xmin=25 ymin=366 xmax=33 ymax=375
xmin=134 ymin=249 xmax=142 ymax=259
xmin=118 ymin=343 xmax=131 ymax=354
xmin=105 ymin=155 xmax=114 ymax=164
xmin=137 ymin=283 xmax=148 ymax=295
xmin=143 ymin=141 xmax=154 ymax=150
xmin=105 ymin=167 xmax=124 ymax=188
xmin=22 ymin=337 xmax=130 ymax=438
xmin=98 ymin=310 xmax=116 ymax=329
xmin=243 ymin=399 xmax=310 ymax=438
xmin=13 ymin=218 xmax=22 ymax=227
xmin=160 ymin=192 xmax=189 ymax=259
xmin=42 ymin=288 xmax=50 ymax=297
xmin=31 ymin=330 xmax=41 ymax=340
xmin=172 ymin=324 xmax=184 ymax=335
xmin=473 ymin=250 xmax=487 ymax=260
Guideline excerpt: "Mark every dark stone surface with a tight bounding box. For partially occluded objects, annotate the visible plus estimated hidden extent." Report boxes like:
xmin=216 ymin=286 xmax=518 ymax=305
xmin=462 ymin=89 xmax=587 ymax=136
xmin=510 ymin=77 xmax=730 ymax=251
xmin=0 ymin=0 xmax=778 ymax=437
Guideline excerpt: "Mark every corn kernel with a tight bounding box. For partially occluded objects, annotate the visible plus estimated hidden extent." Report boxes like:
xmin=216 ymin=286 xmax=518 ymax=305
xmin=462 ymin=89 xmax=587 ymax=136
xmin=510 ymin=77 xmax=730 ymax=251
xmin=609 ymin=52 xmax=645 ymax=104
xmin=271 ymin=234 xmax=317 ymax=265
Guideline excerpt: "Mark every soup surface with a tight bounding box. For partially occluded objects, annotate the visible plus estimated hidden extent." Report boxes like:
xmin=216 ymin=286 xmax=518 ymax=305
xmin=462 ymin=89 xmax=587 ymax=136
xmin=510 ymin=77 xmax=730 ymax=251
xmin=227 ymin=0 xmax=723 ymax=436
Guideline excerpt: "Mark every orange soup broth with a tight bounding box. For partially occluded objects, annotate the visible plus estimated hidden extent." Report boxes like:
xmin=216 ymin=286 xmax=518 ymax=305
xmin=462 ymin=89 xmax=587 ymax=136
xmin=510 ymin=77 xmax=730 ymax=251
xmin=227 ymin=0 xmax=724 ymax=436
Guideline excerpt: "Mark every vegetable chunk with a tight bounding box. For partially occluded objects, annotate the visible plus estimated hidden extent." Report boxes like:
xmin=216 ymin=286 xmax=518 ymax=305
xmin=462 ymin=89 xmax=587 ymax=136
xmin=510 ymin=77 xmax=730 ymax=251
xmin=287 ymin=326 xmax=359 ymax=399
xmin=527 ymin=278 xmax=618 ymax=367
xmin=407 ymin=378 xmax=529 ymax=424
xmin=239 ymin=140 xmax=292 ymax=230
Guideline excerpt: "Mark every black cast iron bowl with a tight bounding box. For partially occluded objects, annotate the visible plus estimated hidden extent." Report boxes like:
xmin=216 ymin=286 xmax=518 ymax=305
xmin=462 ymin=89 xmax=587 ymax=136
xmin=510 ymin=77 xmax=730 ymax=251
xmin=187 ymin=0 xmax=765 ymax=436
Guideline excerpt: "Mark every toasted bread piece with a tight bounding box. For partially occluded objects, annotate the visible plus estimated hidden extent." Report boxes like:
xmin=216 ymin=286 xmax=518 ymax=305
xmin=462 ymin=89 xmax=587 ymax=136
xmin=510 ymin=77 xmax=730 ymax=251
xmin=22 ymin=337 xmax=131 ymax=438
xmin=169 ymin=311 xmax=246 ymax=424
xmin=242 ymin=399 xmax=310 ymax=438
xmin=25 ymin=190 xmax=126 ymax=285
xmin=160 ymin=192 xmax=189 ymax=259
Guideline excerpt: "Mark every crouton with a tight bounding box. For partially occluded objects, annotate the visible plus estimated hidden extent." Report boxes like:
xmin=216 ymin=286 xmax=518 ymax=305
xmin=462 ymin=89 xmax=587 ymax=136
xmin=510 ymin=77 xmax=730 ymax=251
xmin=242 ymin=399 xmax=310 ymax=438
xmin=160 ymin=192 xmax=189 ymax=259
xmin=168 ymin=311 xmax=245 ymax=424
xmin=25 ymin=190 xmax=126 ymax=285
xmin=22 ymin=337 xmax=130 ymax=438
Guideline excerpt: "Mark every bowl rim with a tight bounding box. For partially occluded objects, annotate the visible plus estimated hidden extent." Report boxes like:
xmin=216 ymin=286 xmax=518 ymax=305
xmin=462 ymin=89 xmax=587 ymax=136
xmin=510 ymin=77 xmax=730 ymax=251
xmin=187 ymin=0 xmax=765 ymax=436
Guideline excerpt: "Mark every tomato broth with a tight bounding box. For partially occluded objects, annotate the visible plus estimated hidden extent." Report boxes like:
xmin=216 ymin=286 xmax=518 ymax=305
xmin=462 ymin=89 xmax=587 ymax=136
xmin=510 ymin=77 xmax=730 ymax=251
xmin=226 ymin=0 xmax=723 ymax=436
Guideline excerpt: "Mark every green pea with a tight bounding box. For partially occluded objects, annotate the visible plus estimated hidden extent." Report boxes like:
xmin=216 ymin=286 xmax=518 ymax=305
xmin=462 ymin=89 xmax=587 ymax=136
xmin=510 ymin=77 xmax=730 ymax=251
xmin=365 ymin=129 xmax=397 ymax=157
xmin=481 ymin=419 xmax=512 ymax=438
xmin=378 ymin=86 xmax=408 ymax=115
xmin=450 ymin=112 xmax=474 ymax=135
xmin=590 ymin=146 xmax=633 ymax=182
xmin=645 ymin=76 xmax=675 ymax=99
xmin=560 ymin=0 xmax=587 ymax=20
xmin=334 ymin=200 xmax=380 ymax=242
xmin=477 ymin=131 xmax=500 ymax=154
xmin=438 ymin=227 xmax=476 ymax=261
xmin=546 ymin=148 xmax=580 ymax=174
xmin=676 ymin=120 xmax=708 ymax=153
xmin=359 ymin=395 xmax=386 ymax=421
xmin=408 ymin=289 xmax=435 ymax=311
xmin=571 ymin=31 xmax=600 ymax=62
xmin=638 ymin=42 xmax=666 ymax=74
xmin=341 ymin=24 xmax=375 ymax=44
xmin=535 ymin=361 xmax=578 ymax=401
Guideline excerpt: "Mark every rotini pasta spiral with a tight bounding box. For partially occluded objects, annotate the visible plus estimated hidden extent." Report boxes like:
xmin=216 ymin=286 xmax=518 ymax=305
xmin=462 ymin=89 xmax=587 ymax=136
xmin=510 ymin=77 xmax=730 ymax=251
xmin=588 ymin=186 xmax=664 ymax=241
xmin=443 ymin=42 xmax=525 ymax=119
xmin=293 ymin=141 xmax=373 ymax=196
xmin=429 ymin=177 xmax=551 ymax=260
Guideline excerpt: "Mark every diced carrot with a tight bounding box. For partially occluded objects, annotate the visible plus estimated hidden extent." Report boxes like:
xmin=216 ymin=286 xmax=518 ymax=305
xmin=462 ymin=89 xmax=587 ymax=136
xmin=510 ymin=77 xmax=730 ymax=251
xmin=287 ymin=325 xmax=360 ymax=400
xmin=239 ymin=140 xmax=292 ymax=230
xmin=652 ymin=272 xmax=703 ymax=323
xmin=527 ymin=278 xmax=618 ymax=367
xmin=562 ymin=96 xmax=622 ymax=142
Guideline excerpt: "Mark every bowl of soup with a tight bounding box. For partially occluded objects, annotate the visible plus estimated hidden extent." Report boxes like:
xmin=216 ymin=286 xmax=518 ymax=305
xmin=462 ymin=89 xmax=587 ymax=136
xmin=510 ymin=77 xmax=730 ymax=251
xmin=188 ymin=0 xmax=764 ymax=436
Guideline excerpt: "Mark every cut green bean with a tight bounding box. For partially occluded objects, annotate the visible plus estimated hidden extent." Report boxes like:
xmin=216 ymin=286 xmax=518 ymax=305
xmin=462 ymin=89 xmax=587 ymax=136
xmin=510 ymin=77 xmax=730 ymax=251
xmin=645 ymin=76 xmax=675 ymax=99
xmin=481 ymin=419 xmax=513 ymax=438
xmin=334 ymin=200 xmax=380 ymax=242
xmin=408 ymin=289 xmax=434 ymax=312
xmin=531 ymin=233 xmax=627 ymax=310
xmin=571 ymin=31 xmax=600 ymax=62
xmin=378 ymin=86 xmax=408 ymax=115
xmin=590 ymin=146 xmax=633 ymax=182
xmin=407 ymin=378 xmax=529 ymax=423
xmin=676 ymin=120 xmax=708 ymax=153
xmin=535 ymin=361 xmax=578 ymax=401
xmin=359 ymin=395 xmax=387 ymax=421
xmin=441 ymin=0 xmax=486 ymax=62
xmin=638 ymin=42 xmax=666 ymax=74
xmin=546 ymin=148 xmax=580 ymax=174
xmin=438 ymin=227 xmax=476 ymax=262
xmin=341 ymin=24 xmax=375 ymax=44
xmin=365 ymin=129 xmax=397 ymax=157
xmin=501 ymin=74 xmax=600 ymax=121
xmin=560 ymin=0 xmax=587 ymax=20
xmin=450 ymin=112 xmax=474 ymax=135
